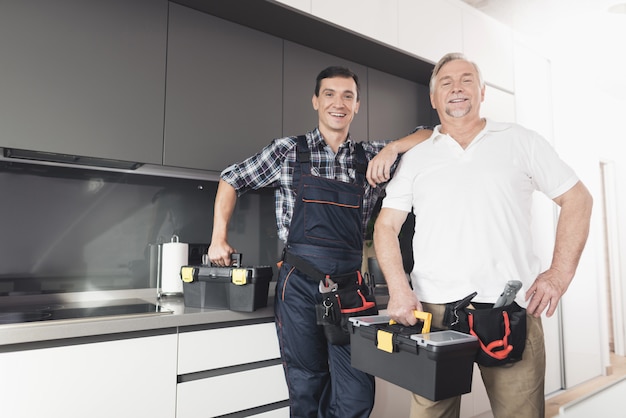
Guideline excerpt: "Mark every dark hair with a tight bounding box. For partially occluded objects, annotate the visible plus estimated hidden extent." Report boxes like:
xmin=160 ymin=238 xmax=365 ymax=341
xmin=314 ymin=66 xmax=360 ymax=101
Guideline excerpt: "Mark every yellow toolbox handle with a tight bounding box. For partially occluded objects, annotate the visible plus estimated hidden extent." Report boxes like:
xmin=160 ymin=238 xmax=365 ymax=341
xmin=377 ymin=311 xmax=432 ymax=354
xmin=389 ymin=311 xmax=432 ymax=334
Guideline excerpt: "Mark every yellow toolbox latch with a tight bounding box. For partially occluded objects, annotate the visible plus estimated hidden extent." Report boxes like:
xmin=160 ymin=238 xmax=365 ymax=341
xmin=231 ymin=268 xmax=248 ymax=285
xmin=181 ymin=267 xmax=196 ymax=283
xmin=377 ymin=330 xmax=394 ymax=353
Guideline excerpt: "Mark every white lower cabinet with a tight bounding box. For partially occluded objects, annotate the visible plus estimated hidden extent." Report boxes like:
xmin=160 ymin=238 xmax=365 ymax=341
xmin=371 ymin=369 xmax=491 ymax=418
xmin=0 ymin=321 xmax=289 ymax=418
xmin=247 ymin=408 xmax=290 ymax=417
xmin=371 ymin=377 xmax=411 ymax=417
xmin=0 ymin=332 xmax=178 ymax=418
xmin=176 ymin=322 xmax=289 ymax=418
xmin=177 ymin=364 xmax=289 ymax=417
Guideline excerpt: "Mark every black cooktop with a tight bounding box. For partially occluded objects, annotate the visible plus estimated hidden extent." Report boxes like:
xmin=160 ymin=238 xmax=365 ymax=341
xmin=0 ymin=300 xmax=171 ymax=325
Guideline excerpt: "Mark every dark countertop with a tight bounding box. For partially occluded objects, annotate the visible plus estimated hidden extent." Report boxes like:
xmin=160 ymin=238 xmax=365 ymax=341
xmin=0 ymin=288 xmax=276 ymax=347
xmin=0 ymin=285 xmax=388 ymax=348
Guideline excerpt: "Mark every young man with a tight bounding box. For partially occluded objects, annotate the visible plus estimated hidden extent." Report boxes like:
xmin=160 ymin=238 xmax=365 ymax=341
xmin=208 ymin=66 xmax=431 ymax=417
xmin=374 ymin=53 xmax=593 ymax=418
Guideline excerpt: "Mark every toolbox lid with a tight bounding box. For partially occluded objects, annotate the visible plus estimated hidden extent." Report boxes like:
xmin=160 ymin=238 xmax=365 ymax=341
xmin=410 ymin=330 xmax=477 ymax=347
xmin=349 ymin=315 xmax=391 ymax=327
xmin=181 ymin=265 xmax=273 ymax=285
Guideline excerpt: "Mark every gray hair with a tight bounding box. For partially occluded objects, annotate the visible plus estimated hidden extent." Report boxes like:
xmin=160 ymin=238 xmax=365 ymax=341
xmin=429 ymin=52 xmax=485 ymax=93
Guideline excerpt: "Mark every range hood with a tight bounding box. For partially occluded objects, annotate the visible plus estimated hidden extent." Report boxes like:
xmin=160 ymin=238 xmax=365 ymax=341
xmin=0 ymin=147 xmax=220 ymax=181
xmin=3 ymin=148 xmax=142 ymax=170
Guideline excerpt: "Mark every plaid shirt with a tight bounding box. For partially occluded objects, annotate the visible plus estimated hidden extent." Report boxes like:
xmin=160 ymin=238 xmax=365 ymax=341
xmin=221 ymin=127 xmax=400 ymax=242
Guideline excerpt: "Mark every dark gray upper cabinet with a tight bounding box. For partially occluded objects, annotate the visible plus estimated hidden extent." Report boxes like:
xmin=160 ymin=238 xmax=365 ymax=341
xmin=282 ymin=41 xmax=368 ymax=141
xmin=367 ymin=68 xmax=432 ymax=141
xmin=164 ymin=3 xmax=283 ymax=172
xmin=0 ymin=0 xmax=168 ymax=165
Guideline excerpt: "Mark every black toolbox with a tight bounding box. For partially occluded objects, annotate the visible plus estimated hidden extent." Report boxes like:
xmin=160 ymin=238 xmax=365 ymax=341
xmin=349 ymin=314 xmax=479 ymax=401
xmin=180 ymin=254 xmax=273 ymax=312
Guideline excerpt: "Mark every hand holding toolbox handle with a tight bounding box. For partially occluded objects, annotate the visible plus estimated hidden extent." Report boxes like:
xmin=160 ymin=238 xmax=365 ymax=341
xmin=182 ymin=253 xmax=247 ymax=285
xmin=388 ymin=310 xmax=432 ymax=333
xmin=229 ymin=253 xmax=242 ymax=267
xmin=210 ymin=253 xmax=241 ymax=267
xmin=377 ymin=311 xmax=433 ymax=353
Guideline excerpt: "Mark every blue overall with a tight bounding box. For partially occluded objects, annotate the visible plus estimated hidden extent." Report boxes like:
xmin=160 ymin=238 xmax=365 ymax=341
xmin=274 ymin=136 xmax=375 ymax=418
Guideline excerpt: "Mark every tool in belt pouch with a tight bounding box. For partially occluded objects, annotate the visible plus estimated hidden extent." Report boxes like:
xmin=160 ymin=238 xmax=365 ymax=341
xmin=316 ymin=272 xmax=378 ymax=345
xmin=282 ymin=251 xmax=378 ymax=345
xmin=444 ymin=289 xmax=527 ymax=367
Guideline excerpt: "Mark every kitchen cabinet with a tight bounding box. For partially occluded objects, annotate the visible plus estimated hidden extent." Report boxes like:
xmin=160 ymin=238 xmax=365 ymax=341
xmin=272 ymin=0 xmax=311 ymax=13
xmin=0 ymin=0 xmax=168 ymax=165
xmin=461 ymin=6 xmax=515 ymax=92
xmin=283 ymin=41 xmax=432 ymax=142
xmin=176 ymin=321 xmax=289 ymax=417
xmin=0 ymin=331 xmax=178 ymax=418
xmin=371 ymin=377 xmax=411 ymax=417
xmin=275 ymin=0 xmax=463 ymax=69
xmin=366 ymin=68 xmax=433 ymax=140
xmin=480 ymin=86 xmax=516 ymax=123
xmin=370 ymin=367 xmax=492 ymax=418
xmin=282 ymin=41 xmax=368 ymax=140
xmin=399 ymin=0 xmax=464 ymax=64
xmin=311 ymin=0 xmax=399 ymax=48
xmin=164 ymin=3 xmax=283 ymax=172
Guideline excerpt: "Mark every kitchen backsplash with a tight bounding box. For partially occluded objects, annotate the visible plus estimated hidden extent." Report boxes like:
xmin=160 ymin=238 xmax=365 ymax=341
xmin=0 ymin=161 xmax=279 ymax=296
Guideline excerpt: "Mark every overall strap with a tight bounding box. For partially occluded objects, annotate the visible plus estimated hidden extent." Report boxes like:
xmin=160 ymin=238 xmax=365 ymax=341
xmin=295 ymin=135 xmax=367 ymax=186
xmin=295 ymin=135 xmax=310 ymax=175
xmin=292 ymin=135 xmax=310 ymax=192
xmin=353 ymin=142 xmax=367 ymax=187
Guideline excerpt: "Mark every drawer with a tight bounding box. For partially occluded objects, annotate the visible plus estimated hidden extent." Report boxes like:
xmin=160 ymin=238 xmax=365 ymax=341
xmin=176 ymin=364 xmax=288 ymax=418
xmin=248 ymin=407 xmax=289 ymax=417
xmin=178 ymin=322 xmax=280 ymax=374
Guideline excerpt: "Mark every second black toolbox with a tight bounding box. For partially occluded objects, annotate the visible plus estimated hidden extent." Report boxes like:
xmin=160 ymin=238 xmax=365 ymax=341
xmin=180 ymin=253 xmax=273 ymax=312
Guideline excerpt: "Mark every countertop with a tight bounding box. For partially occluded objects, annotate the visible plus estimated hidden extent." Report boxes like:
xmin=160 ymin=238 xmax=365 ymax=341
xmin=0 ymin=288 xmax=276 ymax=347
xmin=0 ymin=285 xmax=388 ymax=348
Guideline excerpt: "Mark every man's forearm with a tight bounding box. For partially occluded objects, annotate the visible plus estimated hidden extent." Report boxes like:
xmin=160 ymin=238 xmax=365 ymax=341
xmin=374 ymin=229 xmax=408 ymax=293
xmin=211 ymin=179 xmax=238 ymax=244
xmin=373 ymin=209 xmax=412 ymax=293
xmin=550 ymin=181 xmax=593 ymax=283
xmin=389 ymin=128 xmax=432 ymax=154
xmin=526 ymin=181 xmax=593 ymax=317
xmin=374 ymin=208 xmax=422 ymax=325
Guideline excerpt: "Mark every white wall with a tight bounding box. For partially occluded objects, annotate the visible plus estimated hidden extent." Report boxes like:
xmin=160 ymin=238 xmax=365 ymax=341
xmin=545 ymin=11 xmax=626 ymax=386
xmin=513 ymin=40 xmax=564 ymax=395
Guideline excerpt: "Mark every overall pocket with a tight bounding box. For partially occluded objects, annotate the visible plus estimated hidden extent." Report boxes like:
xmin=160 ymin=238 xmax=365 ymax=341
xmin=301 ymin=183 xmax=362 ymax=248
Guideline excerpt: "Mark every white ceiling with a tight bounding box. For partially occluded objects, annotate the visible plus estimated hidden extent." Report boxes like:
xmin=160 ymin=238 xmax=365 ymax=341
xmin=461 ymin=0 xmax=626 ymax=99
xmin=461 ymin=0 xmax=625 ymax=49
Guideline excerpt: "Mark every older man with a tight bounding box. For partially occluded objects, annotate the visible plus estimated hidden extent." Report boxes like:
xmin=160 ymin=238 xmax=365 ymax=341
xmin=374 ymin=53 xmax=592 ymax=418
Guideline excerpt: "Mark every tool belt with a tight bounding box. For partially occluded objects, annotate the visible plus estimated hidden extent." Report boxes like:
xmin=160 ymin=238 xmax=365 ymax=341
xmin=443 ymin=292 xmax=526 ymax=367
xmin=282 ymin=251 xmax=361 ymax=285
xmin=282 ymin=250 xmax=378 ymax=345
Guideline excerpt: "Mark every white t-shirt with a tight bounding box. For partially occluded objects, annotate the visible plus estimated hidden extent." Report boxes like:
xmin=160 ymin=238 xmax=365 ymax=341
xmin=382 ymin=120 xmax=579 ymax=305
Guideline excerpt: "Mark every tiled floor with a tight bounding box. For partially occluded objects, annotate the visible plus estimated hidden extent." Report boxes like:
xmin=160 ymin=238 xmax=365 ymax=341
xmin=545 ymin=353 xmax=626 ymax=417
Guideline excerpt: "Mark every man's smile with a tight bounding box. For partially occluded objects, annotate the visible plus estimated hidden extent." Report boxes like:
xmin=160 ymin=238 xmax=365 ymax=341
xmin=448 ymin=97 xmax=468 ymax=104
